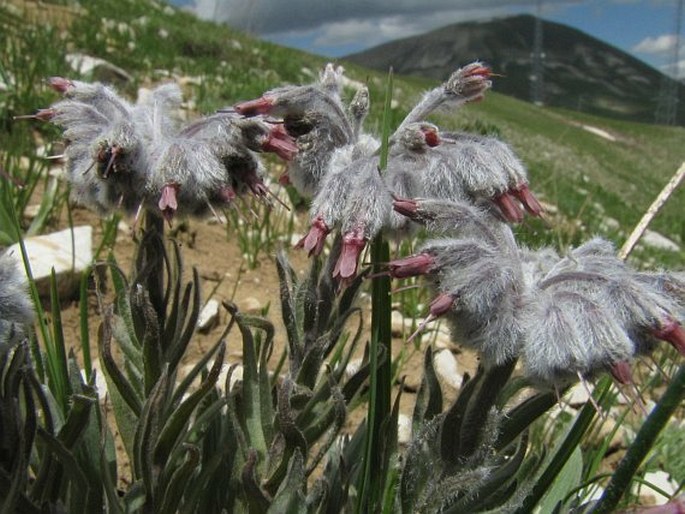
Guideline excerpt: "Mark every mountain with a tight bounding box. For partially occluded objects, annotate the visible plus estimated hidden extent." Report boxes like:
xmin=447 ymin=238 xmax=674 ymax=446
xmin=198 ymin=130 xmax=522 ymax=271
xmin=344 ymin=14 xmax=685 ymax=124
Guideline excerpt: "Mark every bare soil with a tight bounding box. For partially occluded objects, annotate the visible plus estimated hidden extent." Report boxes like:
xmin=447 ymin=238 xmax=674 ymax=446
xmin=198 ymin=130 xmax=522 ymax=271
xmin=50 ymin=199 xmax=479 ymax=486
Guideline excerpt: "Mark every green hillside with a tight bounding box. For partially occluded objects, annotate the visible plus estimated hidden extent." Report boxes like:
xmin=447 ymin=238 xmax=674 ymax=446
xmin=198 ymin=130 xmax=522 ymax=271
xmin=2 ymin=0 xmax=683 ymax=266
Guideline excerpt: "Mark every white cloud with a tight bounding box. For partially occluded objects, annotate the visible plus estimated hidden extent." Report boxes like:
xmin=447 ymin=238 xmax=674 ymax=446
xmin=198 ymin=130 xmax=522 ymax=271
xmin=660 ymin=58 xmax=685 ymax=79
xmin=632 ymin=34 xmax=678 ymax=55
xmin=190 ymin=0 xmax=580 ymax=35
xmin=305 ymin=9 xmax=509 ymax=49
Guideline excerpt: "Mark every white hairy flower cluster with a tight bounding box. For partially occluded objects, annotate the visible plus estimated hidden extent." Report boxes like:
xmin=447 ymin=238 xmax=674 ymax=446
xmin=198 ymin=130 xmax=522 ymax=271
xmin=237 ymin=62 xmax=542 ymax=282
xmin=31 ymin=77 xmax=298 ymax=223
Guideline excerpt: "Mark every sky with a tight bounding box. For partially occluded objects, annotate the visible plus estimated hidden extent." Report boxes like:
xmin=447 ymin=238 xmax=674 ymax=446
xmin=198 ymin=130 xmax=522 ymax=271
xmin=172 ymin=0 xmax=685 ymax=79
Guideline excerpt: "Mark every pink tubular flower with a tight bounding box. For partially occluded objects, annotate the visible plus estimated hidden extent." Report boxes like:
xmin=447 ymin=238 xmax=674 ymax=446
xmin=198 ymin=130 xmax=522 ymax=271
xmin=511 ymin=184 xmax=543 ymax=217
xmin=296 ymin=215 xmax=331 ymax=257
xmin=158 ymin=183 xmax=180 ymax=223
xmin=609 ymin=360 xmax=634 ymax=385
xmin=493 ymin=192 xmax=524 ymax=223
xmin=261 ymin=125 xmax=298 ymax=160
xmin=386 ymin=253 xmax=435 ymax=279
xmin=392 ymin=197 xmax=420 ymax=219
xmin=333 ymin=228 xmax=367 ymax=280
xmin=234 ymin=96 xmax=275 ymax=117
xmin=652 ymin=318 xmax=685 ymax=356
xmin=428 ymin=292 xmax=456 ymax=318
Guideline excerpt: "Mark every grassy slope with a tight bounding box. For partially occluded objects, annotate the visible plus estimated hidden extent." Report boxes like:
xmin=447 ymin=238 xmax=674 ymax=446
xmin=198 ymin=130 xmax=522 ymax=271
xmin=4 ymin=0 xmax=684 ymax=266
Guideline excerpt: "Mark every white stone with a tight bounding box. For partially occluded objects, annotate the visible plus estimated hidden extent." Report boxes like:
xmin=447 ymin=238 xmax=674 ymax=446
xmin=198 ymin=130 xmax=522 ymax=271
xmin=290 ymin=234 xmax=304 ymax=247
xmin=643 ymin=471 xmax=678 ymax=505
xmin=242 ymin=296 xmax=262 ymax=313
xmin=226 ymin=364 xmax=243 ymax=392
xmin=5 ymin=226 xmax=92 ymax=298
xmin=432 ymin=324 xmax=453 ymax=350
xmin=197 ymin=299 xmax=220 ymax=333
xmin=397 ymin=414 xmax=412 ymax=445
xmin=65 ymin=53 xmax=133 ymax=83
xmin=640 ymin=230 xmax=681 ymax=252
xmin=581 ymin=125 xmax=617 ymax=142
xmin=567 ymin=382 xmax=590 ymax=405
xmin=391 ymin=310 xmax=408 ymax=337
xmin=80 ymin=362 xmax=108 ymax=399
xmin=433 ymin=349 xmax=462 ymax=389
xmin=23 ymin=204 xmax=41 ymax=220
xmin=345 ymin=358 xmax=363 ymax=380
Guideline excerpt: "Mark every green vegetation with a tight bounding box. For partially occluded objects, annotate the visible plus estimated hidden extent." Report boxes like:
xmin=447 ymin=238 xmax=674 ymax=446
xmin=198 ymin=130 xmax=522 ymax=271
xmin=1 ymin=1 xmax=684 ymax=513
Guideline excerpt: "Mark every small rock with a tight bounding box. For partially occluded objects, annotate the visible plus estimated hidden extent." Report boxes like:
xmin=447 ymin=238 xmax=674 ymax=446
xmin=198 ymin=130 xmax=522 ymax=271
xmin=65 ymin=53 xmax=133 ymax=84
xmin=567 ymin=382 xmax=590 ymax=406
xmin=290 ymin=233 xmax=304 ymax=247
xmin=23 ymin=204 xmax=41 ymax=220
xmin=197 ymin=299 xmax=220 ymax=333
xmin=80 ymin=363 xmax=108 ymax=399
xmin=206 ymin=213 xmax=228 ymax=225
xmin=643 ymin=470 xmax=678 ymax=505
xmin=117 ymin=219 xmax=131 ymax=234
xmin=345 ymin=358 xmax=363 ymax=380
xmin=433 ymin=349 xmax=462 ymax=389
xmin=398 ymin=414 xmax=412 ymax=445
xmin=391 ymin=310 xmax=408 ymax=337
xmin=5 ymin=226 xmax=92 ymax=298
xmin=177 ymin=75 xmax=203 ymax=87
xmin=241 ymin=297 xmax=262 ymax=314
xmin=432 ymin=325 xmax=453 ymax=350
xmin=640 ymin=230 xmax=680 ymax=252
xmin=226 ymin=364 xmax=243 ymax=392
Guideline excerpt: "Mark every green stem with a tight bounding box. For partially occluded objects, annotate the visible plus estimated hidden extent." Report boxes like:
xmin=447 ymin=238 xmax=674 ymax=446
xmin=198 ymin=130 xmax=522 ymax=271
xmin=590 ymin=364 xmax=685 ymax=514
xmin=515 ymin=377 xmax=612 ymax=514
xmin=357 ymin=68 xmax=394 ymax=514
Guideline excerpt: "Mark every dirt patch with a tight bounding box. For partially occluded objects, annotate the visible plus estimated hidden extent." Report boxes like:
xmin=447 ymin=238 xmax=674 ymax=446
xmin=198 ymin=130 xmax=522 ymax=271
xmin=48 ymin=198 xmax=479 ymax=485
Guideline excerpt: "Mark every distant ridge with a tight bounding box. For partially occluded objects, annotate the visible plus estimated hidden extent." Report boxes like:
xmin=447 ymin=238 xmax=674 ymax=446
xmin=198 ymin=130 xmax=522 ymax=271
xmin=344 ymin=14 xmax=685 ymax=124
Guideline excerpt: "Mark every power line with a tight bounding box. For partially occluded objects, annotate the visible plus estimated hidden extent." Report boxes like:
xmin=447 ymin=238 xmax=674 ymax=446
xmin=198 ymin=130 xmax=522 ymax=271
xmin=530 ymin=0 xmax=544 ymax=106
xmin=655 ymin=0 xmax=682 ymax=125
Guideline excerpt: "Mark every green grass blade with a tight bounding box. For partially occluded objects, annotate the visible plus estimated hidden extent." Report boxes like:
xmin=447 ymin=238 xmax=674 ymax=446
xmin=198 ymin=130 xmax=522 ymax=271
xmin=590 ymin=364 xmax=685 ymax=513
xmin=79 ymin=269 xmax=92 ymax=383
xmin=48 ymin=268 xmax=72 ymax=413
xmin=515 ymin=377 xmax=612 ymax=513
xmin=357 ymin=67 xmax=394 ymax=514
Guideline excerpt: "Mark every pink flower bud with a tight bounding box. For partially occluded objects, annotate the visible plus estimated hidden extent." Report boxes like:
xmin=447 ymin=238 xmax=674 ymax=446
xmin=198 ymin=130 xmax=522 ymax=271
xmin=14 ymin=108 xmax=56 ymax=121
xmin=47 ymin=76 xmax=74 ymax=93
xmin=421 ymin=126 xmax=440 ymax=147
xmin=461 ymin=62 xmax=492 ymax=79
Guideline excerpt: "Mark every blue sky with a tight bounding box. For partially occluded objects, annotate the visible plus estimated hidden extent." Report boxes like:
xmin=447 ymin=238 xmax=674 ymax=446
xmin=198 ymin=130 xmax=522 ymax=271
xmin=173 ymin=1 xmax=685 ymax=78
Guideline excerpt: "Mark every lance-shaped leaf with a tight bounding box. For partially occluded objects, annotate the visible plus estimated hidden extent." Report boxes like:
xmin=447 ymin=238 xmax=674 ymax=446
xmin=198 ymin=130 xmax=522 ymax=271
xmin=412 ymin=345 xmax=443 ymax=431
